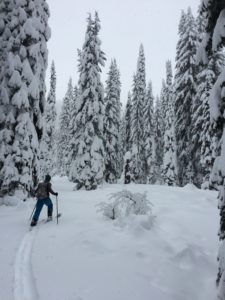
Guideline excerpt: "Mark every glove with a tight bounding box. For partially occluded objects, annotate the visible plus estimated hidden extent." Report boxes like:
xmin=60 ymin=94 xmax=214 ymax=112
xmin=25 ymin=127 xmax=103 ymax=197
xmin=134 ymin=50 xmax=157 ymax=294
xmin=56 ymin=192 xmax=58 ymax=196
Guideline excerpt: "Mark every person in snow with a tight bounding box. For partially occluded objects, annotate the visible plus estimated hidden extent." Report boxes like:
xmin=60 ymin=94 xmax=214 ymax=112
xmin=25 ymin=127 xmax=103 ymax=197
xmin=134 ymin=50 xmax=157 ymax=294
xmin=30 ymin=175 xmax=58 ymax=226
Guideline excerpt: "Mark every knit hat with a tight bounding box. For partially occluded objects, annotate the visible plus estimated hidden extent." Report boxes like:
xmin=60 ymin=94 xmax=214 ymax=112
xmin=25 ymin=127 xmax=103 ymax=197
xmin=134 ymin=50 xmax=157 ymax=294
xmin=45 ymin=175 xmax=51 ymax=182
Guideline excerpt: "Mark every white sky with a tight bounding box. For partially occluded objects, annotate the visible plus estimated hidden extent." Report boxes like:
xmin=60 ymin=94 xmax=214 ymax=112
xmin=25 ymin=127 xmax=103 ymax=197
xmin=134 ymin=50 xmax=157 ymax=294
xmin=46 ymin=0 xmax=200 ymax=108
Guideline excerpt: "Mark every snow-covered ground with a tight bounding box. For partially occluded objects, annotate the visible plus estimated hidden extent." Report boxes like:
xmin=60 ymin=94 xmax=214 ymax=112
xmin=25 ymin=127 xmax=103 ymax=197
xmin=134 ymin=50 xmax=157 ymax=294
xmin=0 ymin=176 xmax=219 ymax=300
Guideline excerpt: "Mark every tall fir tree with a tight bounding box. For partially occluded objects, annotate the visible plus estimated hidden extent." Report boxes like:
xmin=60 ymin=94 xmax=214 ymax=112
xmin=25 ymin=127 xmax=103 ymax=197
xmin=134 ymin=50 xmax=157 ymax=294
xmin=121 ymin=93 xmax=132 ymax=184
xmin=0 ymin=1 xmax=14 ymax=195
xmin=198 ymin=1 xmax=225 ymax=297
xmin=174 ymin=8 xmax=197 ymax=186
xmin=159 ymin=78 xmax=167 ymax=154
xmin=192 ymin=4 xmax=225 ymax=188
xmin=162 ymin=61 xmax=177 ymax=185
xmin=117 ymin=115 xmax=124 ymax=178
xmin=130 ymin=44 xmax=146 ymax=183
xmin=40 ymin=61 xmax=57 ymax=177
xmin=58 ymin=78 xmax=73 ymax=176
xmin=68 ymin=85 xmax=79 ymax=182
xmin=104 ymin=59 xmax=121 ymax=183
xmin=0 ymin=1 xmax=10 ymax=77
xmin=143 ymin=81 xmax=155 ymax=183
xmin=193 ymin=50 xmax=225 ymax=188
xmin=191 ymin=5 xmax=208 ymax=187
xmin=160 ymin=77 xmax=168 ymax=139
xmin=124 ymin=92 xmax=132 ymax=153
xmin=153 ymin=82 xmax=166 ymax=184
xmin=69 ymin=13 xmax=106 ymax=190
xmin=154 ymin=95 xmax=164 ymax=183
xmin=0 ymin=0 xmax=50 ymax=199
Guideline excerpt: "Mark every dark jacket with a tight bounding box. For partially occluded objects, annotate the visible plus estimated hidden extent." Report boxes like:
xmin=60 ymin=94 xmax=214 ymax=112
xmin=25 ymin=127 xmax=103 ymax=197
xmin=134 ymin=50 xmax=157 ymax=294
xmin=36 ymin=181 xmax=57 ymax=199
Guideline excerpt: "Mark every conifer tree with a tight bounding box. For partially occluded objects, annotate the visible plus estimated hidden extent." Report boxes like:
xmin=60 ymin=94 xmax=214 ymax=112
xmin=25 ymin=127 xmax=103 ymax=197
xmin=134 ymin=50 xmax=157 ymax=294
xmin=196 ymin=3 xmax=207 ymax=42
xmin=159 ymin=79 xmax=167 ymax=158
xmin=123 ymin=151 xmax=132 ymax=184
xmin=70 ymin=13 xmax=106 ymax=190
xmin=165 ymin=61 xmax=173 ymax=92
xmin=193 ymin=51 xmax=225 ymax=188
xmin=124 ymin=92 xmax=132 ymax=153
xmin=130 ymin=44 xmax=146 ymax=183
xmin=121 ymin=93 xmax=132 ymax=184
xmin=117 ymin=116 xmax=124 ymax=177
xmin=174 ymin=8 xmax=197 ymax=186
xmin=152 ymin=80 xmax=166 ymax=184
xmin=0 ymin=1 xmax=9 ymax=76
xmin=58 ymin=78 xmax=73 ymax=176
xmin=154 ymin=93 xmax=164 ymax=183
xmin=198 ymin=1 xmax=225 ymax=297
xmin=40 ymin=61 xmax=57 ymax=176
xmin=192 ymin=5 xmax=225 ymax=188
xmin=104 ymin=59 xmax=121 ymax=183
xmin=143 ymin=81 xmax=155 ymax=183
xmin=68 ymin=85 xmax=79 ymax=181
xmin=0 ymin=0 xmax=50 ymax=198
xmin=191 ymin=6 xmax=208 ymax=187
xmin=162 ymin=108 xmax=177 ymax=186
xmin=0 ymin=1 xmax=14 ymax=194
xmin=162 ymin=61 xmax=177 ymax=185
xmin=160 ymin=78 xmax=167 ymax=136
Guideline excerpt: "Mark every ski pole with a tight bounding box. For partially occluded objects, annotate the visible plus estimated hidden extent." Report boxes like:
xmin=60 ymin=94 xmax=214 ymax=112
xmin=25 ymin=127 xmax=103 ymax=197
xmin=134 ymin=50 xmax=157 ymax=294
xmin=29 ymin=202 xmax=36 ymax=221
xmin=56 ymin=195 xmax=59 ymax=224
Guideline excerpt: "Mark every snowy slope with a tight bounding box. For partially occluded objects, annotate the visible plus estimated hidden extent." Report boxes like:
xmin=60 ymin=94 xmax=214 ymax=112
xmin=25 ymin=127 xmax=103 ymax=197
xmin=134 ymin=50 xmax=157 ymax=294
xmin=0 ymin=177 xmax=219 ymax=300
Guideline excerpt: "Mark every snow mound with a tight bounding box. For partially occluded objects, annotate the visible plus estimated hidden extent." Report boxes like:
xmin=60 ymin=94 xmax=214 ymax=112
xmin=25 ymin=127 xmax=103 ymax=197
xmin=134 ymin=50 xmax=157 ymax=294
xmin=173 ymin=244 xmax=214 ymax=271
xmin=182 ymin=183 xmax=199 ymax=191
xmin=116 ymin=214 xmax=156 ymax=233
xmin=2 ymin=190 xmax=26 ymax=206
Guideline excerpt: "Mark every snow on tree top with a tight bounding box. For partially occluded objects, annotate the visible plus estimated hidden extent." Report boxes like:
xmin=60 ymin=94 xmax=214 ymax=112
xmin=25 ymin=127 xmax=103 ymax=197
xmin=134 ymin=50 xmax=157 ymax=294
xmin=212 ymin=9 xmax=225 ymax=51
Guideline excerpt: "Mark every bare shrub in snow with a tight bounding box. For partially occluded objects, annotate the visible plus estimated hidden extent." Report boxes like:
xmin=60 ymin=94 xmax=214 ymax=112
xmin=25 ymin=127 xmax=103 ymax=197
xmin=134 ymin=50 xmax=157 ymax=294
xmin=98 ymin=189 xmax=153 ymax=220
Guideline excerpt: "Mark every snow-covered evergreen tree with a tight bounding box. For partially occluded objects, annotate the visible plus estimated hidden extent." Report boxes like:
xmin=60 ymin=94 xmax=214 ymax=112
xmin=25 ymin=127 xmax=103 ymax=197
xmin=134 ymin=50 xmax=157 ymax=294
xmin=191 ymin=6 xmax=208 ymax=187
xmin=104 ymin=59 xmax=121 ymax=183
xmin=193 ymin=51 xmax=225 ymax=188
xmin=165 ymin=60 xmax=173 ymax=93
xmin=121 ymin=93 xmax=132 ymax=184
xmin=174 ymin=8 xmax=197 ymax=186
xmin=58 ymin=78 xmax=73 ymax=176
xmin=160 ymin=78 xmax=167 ymax=138
xmin=0 ymin=0 xmax=50 ymax=198
xmin=117 ymin=115 xmax=124 ymax=178
xmin=69 ymin=13 xmax=106 ymax=190
xmin=198 ymin=1 xmax=225 ymax=297
xmin=130 ymin=44 xmax=146 ymax=183
xmin=0 ymin=1 xmax=14 ymax=195
xmin=40 ymin=61 xmax=57 ymax=177
xmin=192 ymin=5 xmax=225 ymax=188
xmin=154 ymin=94 xmax=164 ymax=183
xmin=0 ymin=1 xmax=10 ymax=76
xmin=158 ymin=79 xmax=167 ymax=161
xmin=68 ymin=85 xmax=79 ymax=181
xmin=143 ymin=81 xmax=155 ymax=183
xmin=162 ymin=61 xmax=177 ymax=185
xmin=124 ymin=92 xmax=132 ymax=153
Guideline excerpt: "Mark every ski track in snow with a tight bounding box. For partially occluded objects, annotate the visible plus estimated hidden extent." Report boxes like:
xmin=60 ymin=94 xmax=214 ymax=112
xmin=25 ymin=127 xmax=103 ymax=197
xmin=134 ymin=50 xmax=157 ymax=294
xmin=14 ymin=229 xmax=39 ymax=300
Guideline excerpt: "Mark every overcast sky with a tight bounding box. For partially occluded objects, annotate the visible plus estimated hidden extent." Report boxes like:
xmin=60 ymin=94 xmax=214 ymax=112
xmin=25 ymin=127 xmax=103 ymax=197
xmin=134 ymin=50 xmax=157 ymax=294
xmin=46 ymin=0 xmax=200 ymax=107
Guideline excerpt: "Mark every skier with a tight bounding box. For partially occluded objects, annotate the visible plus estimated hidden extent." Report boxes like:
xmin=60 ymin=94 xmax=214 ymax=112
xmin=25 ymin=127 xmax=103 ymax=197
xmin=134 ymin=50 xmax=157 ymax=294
xmin=30 ymin=175 xmax=58 ymax=226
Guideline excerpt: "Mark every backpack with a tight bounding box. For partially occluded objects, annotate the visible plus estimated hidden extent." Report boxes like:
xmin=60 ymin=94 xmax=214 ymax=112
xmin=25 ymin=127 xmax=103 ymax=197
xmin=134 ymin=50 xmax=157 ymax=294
xmin=36 ymin=182 xmax=49 ymax=199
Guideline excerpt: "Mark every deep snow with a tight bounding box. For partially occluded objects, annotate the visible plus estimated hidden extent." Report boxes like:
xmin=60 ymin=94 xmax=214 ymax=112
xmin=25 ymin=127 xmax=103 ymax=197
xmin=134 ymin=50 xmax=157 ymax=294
xmin=0 ymin=176 xmax=219 ymax=300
